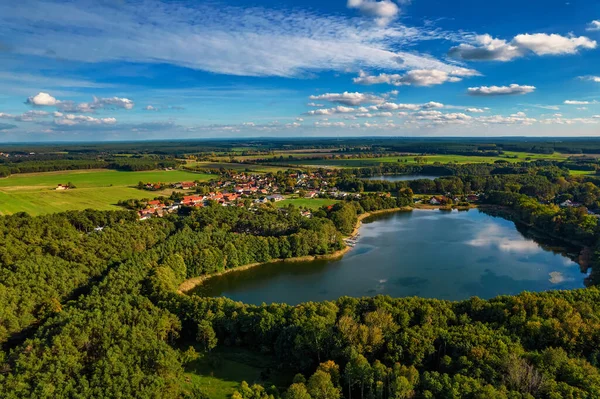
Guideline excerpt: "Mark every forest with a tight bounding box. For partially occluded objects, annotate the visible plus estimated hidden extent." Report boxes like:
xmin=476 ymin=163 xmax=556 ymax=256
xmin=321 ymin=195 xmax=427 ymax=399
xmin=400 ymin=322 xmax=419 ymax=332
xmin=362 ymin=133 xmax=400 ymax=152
xmin=3 ymin=159 xmax=600 ymax=397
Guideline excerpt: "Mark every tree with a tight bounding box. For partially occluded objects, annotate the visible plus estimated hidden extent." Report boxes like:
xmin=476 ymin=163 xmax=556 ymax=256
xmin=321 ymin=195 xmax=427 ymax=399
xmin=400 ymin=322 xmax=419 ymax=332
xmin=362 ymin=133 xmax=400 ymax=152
xmin=196 ymin=320 xmax=217 ymax=352
xmin=284 ymin=383 xmax=312 ymax=399
xmin=307 ymin=370 xmax=341 ymax=399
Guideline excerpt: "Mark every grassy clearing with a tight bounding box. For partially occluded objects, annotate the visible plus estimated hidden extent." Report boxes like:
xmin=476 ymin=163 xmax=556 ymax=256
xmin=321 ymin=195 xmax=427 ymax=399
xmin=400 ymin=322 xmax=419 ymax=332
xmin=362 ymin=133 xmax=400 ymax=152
xmin=275 ymin=197 xmax=340 ymax=210
xmin=182 ymin=347 xmax=293 ymax=399
xmin=569 ymin=170 xmax=596 ymax=176
xmin=0 ymin=169 xmax=212 ymax=215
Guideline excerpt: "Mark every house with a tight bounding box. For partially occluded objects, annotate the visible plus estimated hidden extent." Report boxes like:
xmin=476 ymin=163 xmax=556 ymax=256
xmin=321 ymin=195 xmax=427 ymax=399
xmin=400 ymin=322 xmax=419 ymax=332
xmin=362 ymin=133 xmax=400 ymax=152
xmin=175 ymin=181 xmax=196 ymax=190
xmin=267 ymin=194 xmax=285 ymax=202
xmin=430 ymin=196 xmax=446 ymax=205
xmin=56 ymin=184 xmax=69 ymax=191
xmin=305 ymin=191 xmax=318 ymax=198
xmin=147 ymin=200 xmax=163 ymax=208
xmin=560 ymin=200 xmax=579 ymax=207
xmin=467 ymin=194 xmax=479 ymax=202
xmin=181 ymin=195 xmax=204 ymax=206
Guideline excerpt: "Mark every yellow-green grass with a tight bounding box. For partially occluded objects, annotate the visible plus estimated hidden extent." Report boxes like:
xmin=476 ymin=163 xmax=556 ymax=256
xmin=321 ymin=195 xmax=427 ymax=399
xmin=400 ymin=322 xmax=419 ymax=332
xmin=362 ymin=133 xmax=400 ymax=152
xmin=569 ymin=170 xmax=596 ymax=175
xmin=275 ymin=197 xmax=340 ymax=210
xmin=182 ymin=347 xmax=293 ymax=399
xmin=0 ymin=169 xmax=212 ymax=215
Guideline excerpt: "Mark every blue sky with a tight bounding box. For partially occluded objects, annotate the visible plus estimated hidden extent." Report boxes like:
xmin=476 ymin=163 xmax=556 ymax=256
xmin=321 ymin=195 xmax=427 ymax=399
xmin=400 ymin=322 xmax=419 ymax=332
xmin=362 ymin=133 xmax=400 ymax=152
xmin=0 ymin=0 xmax=599 ymax=141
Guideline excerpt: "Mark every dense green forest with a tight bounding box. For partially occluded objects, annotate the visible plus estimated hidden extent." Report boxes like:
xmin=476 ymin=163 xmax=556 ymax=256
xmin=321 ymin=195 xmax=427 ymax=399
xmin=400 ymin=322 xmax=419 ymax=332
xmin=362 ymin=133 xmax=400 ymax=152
xmin=4 ymin=159 xmax=600 ymax=397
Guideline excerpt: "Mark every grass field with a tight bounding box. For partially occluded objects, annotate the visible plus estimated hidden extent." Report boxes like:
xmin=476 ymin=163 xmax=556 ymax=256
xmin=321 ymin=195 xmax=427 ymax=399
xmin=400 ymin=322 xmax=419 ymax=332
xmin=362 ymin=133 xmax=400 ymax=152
xmin=275 ymin=197 xmax=340 ymax=210
xmin=256 ymin=151 xmax=568 ymax=168
xmin=182 ymin=347 xmax=293 ymax=399
xmin=0 ymin=169 xmax=213 ymax=215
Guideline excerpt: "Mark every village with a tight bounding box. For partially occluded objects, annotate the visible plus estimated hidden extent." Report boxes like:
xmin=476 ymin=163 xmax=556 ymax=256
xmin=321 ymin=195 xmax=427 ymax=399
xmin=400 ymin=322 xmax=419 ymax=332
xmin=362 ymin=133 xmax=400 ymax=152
xmin=135 ymin=171 xmax=361 ymax=220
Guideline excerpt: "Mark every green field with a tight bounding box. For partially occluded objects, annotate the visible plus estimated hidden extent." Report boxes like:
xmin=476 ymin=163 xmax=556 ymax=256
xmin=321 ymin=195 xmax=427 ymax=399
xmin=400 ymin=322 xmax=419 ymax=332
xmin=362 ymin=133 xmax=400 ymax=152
xmin=182 ymin=347 xmax=293 ymax=399
xmin=275 ymin=197 xmax=340 ymax=210
xmin=257 ymin=151 xmax=568 ymax=168
xmin=0 ymin=169 xmax=213 ymax=215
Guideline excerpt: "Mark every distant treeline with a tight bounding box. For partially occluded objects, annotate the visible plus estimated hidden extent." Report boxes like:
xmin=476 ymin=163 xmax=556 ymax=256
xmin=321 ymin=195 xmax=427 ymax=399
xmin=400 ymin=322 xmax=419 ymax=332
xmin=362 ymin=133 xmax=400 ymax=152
xmin=0 ymin=157 xmax=183 ymax=177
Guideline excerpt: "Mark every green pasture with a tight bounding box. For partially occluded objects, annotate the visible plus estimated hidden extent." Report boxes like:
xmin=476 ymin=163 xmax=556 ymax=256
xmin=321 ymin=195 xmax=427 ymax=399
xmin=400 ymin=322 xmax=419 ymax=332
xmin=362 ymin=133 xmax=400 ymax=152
xmin=0 ymin=169 xmax=212 ymax=215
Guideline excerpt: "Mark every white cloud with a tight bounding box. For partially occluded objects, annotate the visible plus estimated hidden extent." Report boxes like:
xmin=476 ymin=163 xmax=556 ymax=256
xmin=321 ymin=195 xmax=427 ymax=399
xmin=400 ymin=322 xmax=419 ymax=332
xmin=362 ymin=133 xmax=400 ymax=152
xmin=564 ymin=100 xmax=598 ymax=105
xmin=307 ymin=102 xmax=324 ymax=107
xmin=314 ymin=121 xmax=346 ymax=128
xmin=0 ymin=113 xmax=16 ymax=119
xmin=467 ymin=84 xmax=536 ymax=96
xmin=579 ymin=76 xmax=600 ymax=83
xmin=513 ymin=33 xmax=597 ymax=55
xmin=305 ymin=106 xmax=357 ymax=116
xmin=309 ymin=92 xmax=384 ymax=106
xmin=145 ymin=105 xmax=157 ymax=111
xmin=465 ymin=108 xmax=485 ymax=113
xmin=54 ymin=114 xmax=117 ymax=126
xmin=346 ymin=0 xmax=400 ymax=26
xmin=587 ymin=20 xmax=600 ymax=32
xmin=449 ymin=33 xmax=596 ymax=61
xmin=0 ymin=1 xmax=470 ymax=78
xmin=375 ymin=101 xmax=443 ymax=111
xmin=26 ymin=92 xmax=60 ymax=106
xmin=93 ymin=96 xmax=134 ymax=110
xmin=353 ymin=68 xmax=479 ymax=87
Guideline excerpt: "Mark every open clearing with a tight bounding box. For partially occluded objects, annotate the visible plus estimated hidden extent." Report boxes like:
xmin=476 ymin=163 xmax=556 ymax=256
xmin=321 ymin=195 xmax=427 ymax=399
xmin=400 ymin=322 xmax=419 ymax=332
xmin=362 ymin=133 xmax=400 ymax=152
xmin=0 ymin=169 xmax=212 ymax=215
xmin=182 ymin=347 xmax=293 ymax=399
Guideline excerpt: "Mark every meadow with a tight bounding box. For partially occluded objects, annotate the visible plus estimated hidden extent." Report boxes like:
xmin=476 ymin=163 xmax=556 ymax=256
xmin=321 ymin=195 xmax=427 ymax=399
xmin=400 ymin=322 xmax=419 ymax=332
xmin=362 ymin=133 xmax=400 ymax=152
xmin=0 ymin=169 xmax=212 ymax=215
xmin=182 ymin=347 xmax=293 ymax=399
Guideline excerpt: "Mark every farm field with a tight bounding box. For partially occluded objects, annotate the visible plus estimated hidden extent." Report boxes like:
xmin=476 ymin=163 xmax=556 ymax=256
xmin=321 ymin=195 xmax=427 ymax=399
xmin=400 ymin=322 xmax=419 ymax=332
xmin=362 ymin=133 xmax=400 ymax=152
xmin=256 ymin=151 xmax=568 ymax=168
xmin=0 ymin=169 xmax=212 ymax=215
xmin=275 ymin=197 xmax=339 ymax=209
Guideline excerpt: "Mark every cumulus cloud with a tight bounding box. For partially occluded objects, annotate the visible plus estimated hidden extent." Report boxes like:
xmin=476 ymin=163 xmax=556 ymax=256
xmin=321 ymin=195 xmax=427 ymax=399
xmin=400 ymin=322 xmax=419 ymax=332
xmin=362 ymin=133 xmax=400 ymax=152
xmin=353 ymin=68 xmax=479 ymax=87
xmin=467 ymin=84 xmax=536 ymax=96
xmin=346 ymin=0 xmax=400 ymax=26
xmin=465 ymin=108 xmax=485 ymax=113
xmin=375 ymin=101 xmax=443 ymax=111
xmin=145 ymin=105 xmax=157 ymax=111
xmin=25 ymin=92 xmax=135 ymax=112
xmin=449 ymin=33 xmax=596 ymax=61
xmin=587 ymin=20 xmax=600 ymax=32
xmin=26 ymin=92 xmax=60 ymax=106
xmin=309 ymin=92 xmax=385 ymax=106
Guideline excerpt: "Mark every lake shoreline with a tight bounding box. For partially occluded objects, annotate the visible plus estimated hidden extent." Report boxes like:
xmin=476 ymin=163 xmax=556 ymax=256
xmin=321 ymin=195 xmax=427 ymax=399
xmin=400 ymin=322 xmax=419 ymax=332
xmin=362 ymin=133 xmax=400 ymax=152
xmin=178 ymin=206 xmax=412 ymax=294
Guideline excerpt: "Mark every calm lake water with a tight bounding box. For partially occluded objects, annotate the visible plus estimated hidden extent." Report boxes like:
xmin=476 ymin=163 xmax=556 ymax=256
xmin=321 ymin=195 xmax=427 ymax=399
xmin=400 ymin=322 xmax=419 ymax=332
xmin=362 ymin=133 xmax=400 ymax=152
xmin=190 ymin=210 xmax=586 ymax=305
xmin=365 ymin=174 xmax=441 ymax=181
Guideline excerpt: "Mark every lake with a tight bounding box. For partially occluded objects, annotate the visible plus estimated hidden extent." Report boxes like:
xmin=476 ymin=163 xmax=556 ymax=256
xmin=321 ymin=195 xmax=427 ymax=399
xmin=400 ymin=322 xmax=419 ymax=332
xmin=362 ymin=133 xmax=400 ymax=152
xmin=190 ymin=209 xmax=587 ymax=305
xmin=364 ymin=174 xmax=441 ymax=181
